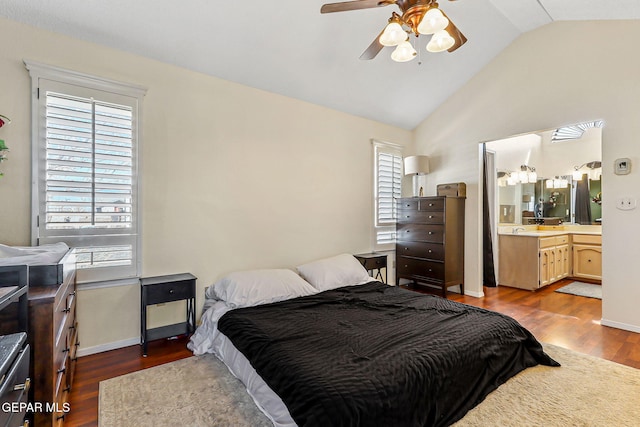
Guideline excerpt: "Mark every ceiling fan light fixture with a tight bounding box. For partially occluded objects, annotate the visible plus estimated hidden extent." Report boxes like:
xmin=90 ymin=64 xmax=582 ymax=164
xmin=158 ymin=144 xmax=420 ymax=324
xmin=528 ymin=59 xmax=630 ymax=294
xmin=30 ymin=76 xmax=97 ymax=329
xmin=426 ymin=29 xmax=455 ymax=53
xmin=391 ymin=40 xmax=417 ymax=62
xmin=379 ymin=22 xmax=408 ymax=47
xmin=417 ymin=7 xmax=449 ymax=35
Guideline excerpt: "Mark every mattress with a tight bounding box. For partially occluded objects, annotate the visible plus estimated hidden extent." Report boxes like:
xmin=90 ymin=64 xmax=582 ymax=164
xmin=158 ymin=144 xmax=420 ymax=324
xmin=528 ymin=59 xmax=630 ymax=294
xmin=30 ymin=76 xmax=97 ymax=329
xmin=189 ymin=300 xmax=296 ymax=426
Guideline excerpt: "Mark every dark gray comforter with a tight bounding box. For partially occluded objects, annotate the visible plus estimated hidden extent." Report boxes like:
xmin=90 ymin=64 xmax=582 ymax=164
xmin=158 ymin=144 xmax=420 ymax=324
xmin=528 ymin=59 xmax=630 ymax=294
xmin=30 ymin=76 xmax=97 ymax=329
xmin=218 ymin=281 xmax=559 ymax=427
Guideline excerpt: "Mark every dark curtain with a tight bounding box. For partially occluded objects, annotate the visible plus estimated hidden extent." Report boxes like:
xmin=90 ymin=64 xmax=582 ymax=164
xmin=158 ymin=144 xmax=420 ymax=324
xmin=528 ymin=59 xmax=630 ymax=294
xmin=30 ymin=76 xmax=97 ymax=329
xmin=482 ymin=144 xmax=497 ymax=287
xmin=575 ymin=174 xmax=592 ymax=224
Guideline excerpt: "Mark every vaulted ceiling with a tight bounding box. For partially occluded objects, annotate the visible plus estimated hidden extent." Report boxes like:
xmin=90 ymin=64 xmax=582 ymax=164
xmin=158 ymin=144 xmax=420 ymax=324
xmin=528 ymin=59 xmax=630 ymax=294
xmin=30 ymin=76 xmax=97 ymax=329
xmin=1 ymin=0 xmax=638 ymax=129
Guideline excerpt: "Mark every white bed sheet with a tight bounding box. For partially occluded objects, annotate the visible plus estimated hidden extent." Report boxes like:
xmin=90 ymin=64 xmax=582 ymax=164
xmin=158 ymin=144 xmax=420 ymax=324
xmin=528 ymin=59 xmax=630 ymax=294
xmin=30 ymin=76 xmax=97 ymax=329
xmin=188 ymin=300 xmax=297 ymax=427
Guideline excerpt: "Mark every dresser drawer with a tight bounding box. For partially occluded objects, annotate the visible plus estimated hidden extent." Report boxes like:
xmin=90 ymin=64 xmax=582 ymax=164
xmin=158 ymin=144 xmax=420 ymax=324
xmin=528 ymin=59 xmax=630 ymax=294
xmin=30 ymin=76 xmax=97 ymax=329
xmin=397 ymin=257 xmax=445 ymax=282
xmin=397 ymin=210 xmax=444 ymax=224
xmin=396 ymin=241 xmax=444 ymax=261
xmin=396 ymin=223 xmax=444 ymax=243
xmin=397 ymin=199 xmax=419 ymax=210
xmin=145 ymin=279 xmax=195 ymax=305
xmin=418 ymin=198 xmax=445 ymax=211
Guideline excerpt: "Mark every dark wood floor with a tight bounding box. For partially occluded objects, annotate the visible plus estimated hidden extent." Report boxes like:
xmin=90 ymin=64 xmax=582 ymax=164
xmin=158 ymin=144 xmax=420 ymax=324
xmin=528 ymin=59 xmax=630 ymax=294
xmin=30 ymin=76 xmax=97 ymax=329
xmin=66 ymin=279 xmax=640 ymax=426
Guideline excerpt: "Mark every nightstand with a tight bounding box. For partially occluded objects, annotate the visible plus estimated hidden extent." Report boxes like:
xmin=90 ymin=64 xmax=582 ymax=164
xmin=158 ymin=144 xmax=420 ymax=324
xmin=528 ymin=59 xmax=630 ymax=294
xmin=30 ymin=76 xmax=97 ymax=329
xmin=140 ymin=273 xmax=196 ymax=356
xmin=354 ymin=253 xmax=387 ymax=284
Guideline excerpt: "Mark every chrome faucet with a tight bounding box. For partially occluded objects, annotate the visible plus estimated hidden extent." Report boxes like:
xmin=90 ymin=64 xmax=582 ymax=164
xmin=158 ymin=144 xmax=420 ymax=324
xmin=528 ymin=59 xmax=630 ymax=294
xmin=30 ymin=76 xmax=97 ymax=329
xmin=512 ymin=227 xmax=526 ymax=234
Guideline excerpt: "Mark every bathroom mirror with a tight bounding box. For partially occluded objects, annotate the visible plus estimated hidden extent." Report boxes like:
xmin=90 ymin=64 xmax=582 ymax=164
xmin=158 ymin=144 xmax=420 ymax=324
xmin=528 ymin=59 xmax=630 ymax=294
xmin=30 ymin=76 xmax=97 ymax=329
xmin=489 ymin=122 xmax=602 ymax=225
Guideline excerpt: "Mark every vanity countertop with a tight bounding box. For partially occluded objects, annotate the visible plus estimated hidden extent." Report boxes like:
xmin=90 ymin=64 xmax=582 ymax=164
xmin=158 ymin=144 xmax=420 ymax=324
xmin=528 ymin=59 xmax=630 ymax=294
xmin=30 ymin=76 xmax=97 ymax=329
xmin=498 ymin=225 xmax=601 ymax=237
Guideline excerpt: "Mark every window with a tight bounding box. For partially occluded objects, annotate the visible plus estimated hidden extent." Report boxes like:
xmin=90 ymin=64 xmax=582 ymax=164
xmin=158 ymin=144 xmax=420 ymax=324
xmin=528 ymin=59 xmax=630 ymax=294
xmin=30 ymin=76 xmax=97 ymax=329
xmin=26 ymin=61 xmax=146 ymax=284
xmin=372 ymin=140 xmax=403 ymax=250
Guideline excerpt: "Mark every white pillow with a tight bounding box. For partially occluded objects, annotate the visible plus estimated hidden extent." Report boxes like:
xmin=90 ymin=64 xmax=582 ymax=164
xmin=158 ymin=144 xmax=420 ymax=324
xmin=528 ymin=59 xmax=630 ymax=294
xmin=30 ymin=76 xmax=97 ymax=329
xmin=296 ymin=253 xmax=372 ymax=292
xmin=211 ymin=269 xmax=318 ymax=308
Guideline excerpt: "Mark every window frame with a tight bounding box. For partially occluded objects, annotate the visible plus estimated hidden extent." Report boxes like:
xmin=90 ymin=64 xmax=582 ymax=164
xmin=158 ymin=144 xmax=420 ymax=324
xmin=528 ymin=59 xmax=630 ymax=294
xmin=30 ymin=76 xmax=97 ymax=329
xmin=372 ymin=139 xmax=403 ymax=251
xmin=25 ymin=60 xmax=147 ymax=285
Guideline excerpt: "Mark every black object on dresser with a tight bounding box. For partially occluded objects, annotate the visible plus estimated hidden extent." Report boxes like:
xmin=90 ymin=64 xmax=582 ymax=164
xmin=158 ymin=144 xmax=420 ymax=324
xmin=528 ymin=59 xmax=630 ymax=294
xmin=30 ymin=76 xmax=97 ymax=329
xmin=140 ymin=273 xmax=196 ymax=356
xmin=28 ymin=249 xmax=78 ymax=427
xmin=0 ymin=333 xmax=30 ymax=427
xmin=0 ymin=265 xmax=31 ymax=427
xmin=395 ymin=196 xmax=465 ymax=297
xmin=354 ymin=253 xmax=387 ymax=283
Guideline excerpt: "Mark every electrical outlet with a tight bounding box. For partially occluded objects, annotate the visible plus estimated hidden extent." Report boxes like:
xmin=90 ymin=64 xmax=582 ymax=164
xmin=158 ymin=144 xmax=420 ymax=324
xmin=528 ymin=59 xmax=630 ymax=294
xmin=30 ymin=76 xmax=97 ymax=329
xmin=616 ymin=197 xmax=637 ymax=210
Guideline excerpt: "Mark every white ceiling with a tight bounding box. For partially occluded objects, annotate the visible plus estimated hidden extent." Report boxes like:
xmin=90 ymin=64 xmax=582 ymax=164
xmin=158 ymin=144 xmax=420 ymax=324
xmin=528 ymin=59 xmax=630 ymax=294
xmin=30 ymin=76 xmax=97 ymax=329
xmin=1 ymin=0 xmax=639 ymax=129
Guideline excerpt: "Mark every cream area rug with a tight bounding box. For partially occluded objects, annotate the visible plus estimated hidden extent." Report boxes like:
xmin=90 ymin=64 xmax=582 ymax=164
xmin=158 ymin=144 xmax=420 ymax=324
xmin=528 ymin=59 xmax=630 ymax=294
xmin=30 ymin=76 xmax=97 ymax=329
xmin=555 ymin=281 xmax=602 ymax=299
xmin=99 ymin=344 xmax=640 ymax=427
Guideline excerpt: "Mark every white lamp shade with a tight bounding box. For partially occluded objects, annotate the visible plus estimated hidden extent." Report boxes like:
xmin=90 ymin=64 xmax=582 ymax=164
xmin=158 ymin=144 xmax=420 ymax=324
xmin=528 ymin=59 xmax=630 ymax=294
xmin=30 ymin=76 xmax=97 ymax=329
xmin=417 ymin=8 xmax=449 ymax=35
xmin=379 ymin=22 xmax=408 ymax=47
xmin=426 ymin=29 xmax=455 ymax=53
xmin=391 ymin=40 xmax=417 ymax=62
xmin=404 ymin=156 xmax=430 ymax=175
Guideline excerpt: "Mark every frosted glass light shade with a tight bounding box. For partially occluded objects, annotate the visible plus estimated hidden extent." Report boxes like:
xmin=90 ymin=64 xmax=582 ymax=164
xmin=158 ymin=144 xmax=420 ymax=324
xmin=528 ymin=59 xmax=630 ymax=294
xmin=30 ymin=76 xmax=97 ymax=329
xmin=404 ymin=155 xmax=430 ymax=175
xmin=426 ymin=29 xmax=455 ymax=52
xmin=417 ymin=8 xmax=449 ymax=35
xmin=379 ymin=22 xmax=408 ymax=46
xmin=391 ymin=40 xmax=417 ymax=62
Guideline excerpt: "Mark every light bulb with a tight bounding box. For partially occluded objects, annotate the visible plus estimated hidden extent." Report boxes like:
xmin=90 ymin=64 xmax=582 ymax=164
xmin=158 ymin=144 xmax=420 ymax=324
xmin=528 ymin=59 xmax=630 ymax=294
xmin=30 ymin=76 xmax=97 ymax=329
xmin=417 ymin=8 xmax=449 ymax=35
xmin=426 ymin=29 xmax=455 ymax=52
xmin=379 ymin=22 xmax=408 ymax=47
xmin=391 ymin=40 xmax=417 ymax=62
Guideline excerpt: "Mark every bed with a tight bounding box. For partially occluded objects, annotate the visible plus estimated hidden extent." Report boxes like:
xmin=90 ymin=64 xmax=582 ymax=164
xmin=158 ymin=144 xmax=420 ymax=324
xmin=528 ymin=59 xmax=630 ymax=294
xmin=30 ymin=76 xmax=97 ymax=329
xmin=188 ymin=254 xmax=558 ymax=427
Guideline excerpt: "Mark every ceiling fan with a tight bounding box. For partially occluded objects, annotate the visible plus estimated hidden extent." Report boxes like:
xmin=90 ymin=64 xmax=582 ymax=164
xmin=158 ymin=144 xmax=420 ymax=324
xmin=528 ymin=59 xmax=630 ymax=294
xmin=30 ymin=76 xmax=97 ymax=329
xmin=320 ymin=0 xmax=467 ymax=62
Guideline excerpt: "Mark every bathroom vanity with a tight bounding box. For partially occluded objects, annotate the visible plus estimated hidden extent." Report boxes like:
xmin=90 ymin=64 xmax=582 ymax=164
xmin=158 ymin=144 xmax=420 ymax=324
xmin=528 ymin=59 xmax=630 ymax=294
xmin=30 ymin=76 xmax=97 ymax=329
xmin=498 ymin=226 xmax=601 ymax=290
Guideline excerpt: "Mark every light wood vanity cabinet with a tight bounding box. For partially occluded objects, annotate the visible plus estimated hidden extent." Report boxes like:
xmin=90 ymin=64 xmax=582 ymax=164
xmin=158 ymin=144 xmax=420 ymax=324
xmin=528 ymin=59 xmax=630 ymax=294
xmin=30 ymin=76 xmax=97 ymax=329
xmin=572 ymin=234 xmax=602 ymax=281
xmin=499 ymin=234 xmax=570 ymax=290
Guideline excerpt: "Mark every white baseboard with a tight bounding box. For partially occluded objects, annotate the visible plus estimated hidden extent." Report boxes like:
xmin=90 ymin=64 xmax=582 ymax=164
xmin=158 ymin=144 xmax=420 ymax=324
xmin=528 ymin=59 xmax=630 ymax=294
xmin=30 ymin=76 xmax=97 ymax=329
xmin=464 ymin=289 xmax=485 ymax=298
xmin=600 ymin=318 xmax=640 ymax=334
xmin=76 ymin=337 xmax=140 ymax=357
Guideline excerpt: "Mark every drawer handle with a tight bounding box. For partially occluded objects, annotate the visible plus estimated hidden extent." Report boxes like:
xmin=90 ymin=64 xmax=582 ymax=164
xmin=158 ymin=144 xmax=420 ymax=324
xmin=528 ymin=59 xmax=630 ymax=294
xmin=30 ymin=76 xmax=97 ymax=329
xmin=428 ymin=231 xmax=434 ymax=235
xmin=428 ymin=215 xmax=434 ymax=218
xmin=169 ymin=289 xmax=175 ymax=294
xmin=64 ymin=386 xmax=71 ymax=392
xmin=62 ymin=347 xmax=70 ymax=353
xmin=428 ymin=249 xmax=433 ymax=253
xmin=57 ymin=367 xmax=66 ymax=374
xmin=428 ymin=203 xmax=434 ymax=206
xmin=428 ymin=269 xmax=433 ymax=272
xmin=69 ymin=291 xmax=76 ymax=297
xmin=62 ymin=307 xmax=71 ymax=313
xmin=13 ymin=377 xmax=31 ymax=392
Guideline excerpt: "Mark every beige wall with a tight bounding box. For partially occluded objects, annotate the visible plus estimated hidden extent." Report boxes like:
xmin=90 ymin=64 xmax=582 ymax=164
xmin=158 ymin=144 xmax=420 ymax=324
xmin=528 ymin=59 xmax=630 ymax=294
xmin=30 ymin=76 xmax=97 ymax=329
xmin=0 ymin=18 xmax=412 ymax=354
xmin=414 ymin=20 xmax=640 ymax=332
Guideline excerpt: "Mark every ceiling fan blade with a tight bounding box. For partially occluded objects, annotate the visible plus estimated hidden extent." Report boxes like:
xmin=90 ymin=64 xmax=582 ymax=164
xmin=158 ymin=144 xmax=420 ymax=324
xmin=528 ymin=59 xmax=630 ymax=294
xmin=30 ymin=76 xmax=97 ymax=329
xmin=321 ymin=0 xmax=388 ymax=14
xmin=445 ymin=21 xmax=467 ymax=52
xmin=360 ymin=28 xmax=386 ymax=60
xmin=439 ymin=10 xmax=467 ymax=52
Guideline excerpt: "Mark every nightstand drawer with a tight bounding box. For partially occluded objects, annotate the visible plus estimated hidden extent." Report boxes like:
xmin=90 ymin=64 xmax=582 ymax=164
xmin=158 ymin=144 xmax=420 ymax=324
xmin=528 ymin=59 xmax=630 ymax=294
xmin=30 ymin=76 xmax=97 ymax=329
xmin=145 ymin=280 xmax=194 ymax=305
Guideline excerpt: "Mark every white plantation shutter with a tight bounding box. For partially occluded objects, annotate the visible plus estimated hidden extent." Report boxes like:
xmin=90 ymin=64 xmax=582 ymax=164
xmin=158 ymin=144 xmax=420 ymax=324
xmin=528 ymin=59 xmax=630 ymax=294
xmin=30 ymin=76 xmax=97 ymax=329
xmin=27 ymin=62 xmax=146 ymax=284
xmin=373 ymin=140 xmax=403 ymax=249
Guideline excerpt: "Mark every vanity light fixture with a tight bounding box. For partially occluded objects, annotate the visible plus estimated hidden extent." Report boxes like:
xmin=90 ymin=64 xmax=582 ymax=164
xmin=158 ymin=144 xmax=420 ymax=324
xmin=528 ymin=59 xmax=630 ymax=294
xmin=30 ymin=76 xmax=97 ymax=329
xmin=573 ymin=161 xmax=602 ymax=180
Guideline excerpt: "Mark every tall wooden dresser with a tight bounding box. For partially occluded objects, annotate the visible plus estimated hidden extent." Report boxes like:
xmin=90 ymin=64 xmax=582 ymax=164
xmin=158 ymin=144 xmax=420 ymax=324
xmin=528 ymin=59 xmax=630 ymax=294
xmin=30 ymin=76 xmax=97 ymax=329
xmin=395 ymin=196 xmax=465 ymax=297
xmin=28 ymin=251 xmax=78 ymax=426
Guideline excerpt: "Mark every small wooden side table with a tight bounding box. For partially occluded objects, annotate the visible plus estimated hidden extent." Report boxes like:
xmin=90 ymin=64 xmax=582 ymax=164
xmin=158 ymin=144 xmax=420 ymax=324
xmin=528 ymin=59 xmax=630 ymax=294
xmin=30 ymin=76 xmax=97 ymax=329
xmin=140 ymin=273 xmax=196 ymax=356
xmin=354 ymin=253 xmax=387 ymax=284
